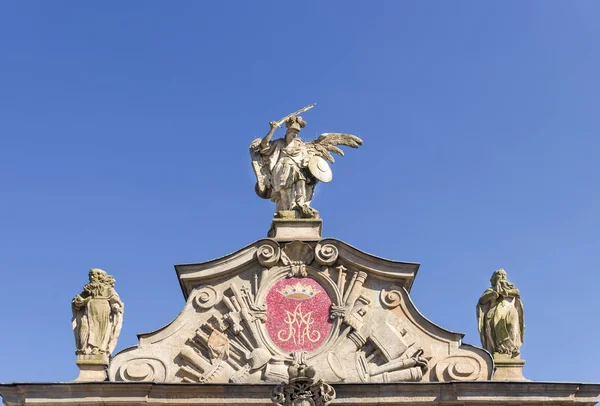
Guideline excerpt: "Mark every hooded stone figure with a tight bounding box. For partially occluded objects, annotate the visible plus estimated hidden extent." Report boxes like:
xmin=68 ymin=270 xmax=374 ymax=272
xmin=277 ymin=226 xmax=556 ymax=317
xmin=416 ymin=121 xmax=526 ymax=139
xmin=477 ymin=269 xmax=524 ymax=357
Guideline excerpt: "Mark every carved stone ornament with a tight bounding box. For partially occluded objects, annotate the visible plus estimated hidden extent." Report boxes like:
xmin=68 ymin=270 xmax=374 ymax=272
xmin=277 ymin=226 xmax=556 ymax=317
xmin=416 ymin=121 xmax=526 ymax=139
xmin=72 ymin=268 xmax=124 ymax=381
xmin=250 ymin=105 xmax=363 ymax=219
xmin=192 ymin=285 xmax=221 ymax=310
xmin=257 ymin=240 xmax=281 ymax=267
xmin=271 ymin=352 xmax=336 ymax=406
xmin=477 ymin=268 xmax=526 ymax=380
xmin=314 ymin=243 xmax=338 ymax=266
xmin=477 ymin=268 xmax=524 ymax=357
xmin=281 ymin=241 xmax=314 ymax=277
xmin=108 ymin=239 xmax=493 ymax=383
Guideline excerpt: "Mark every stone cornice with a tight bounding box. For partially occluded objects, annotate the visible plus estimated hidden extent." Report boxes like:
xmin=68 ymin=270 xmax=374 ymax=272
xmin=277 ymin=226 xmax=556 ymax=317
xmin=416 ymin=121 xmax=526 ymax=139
xmin=2 ymin=382 xmax=599 ymax=406
xmin=174 ymin=238 xmax=420 ymax=300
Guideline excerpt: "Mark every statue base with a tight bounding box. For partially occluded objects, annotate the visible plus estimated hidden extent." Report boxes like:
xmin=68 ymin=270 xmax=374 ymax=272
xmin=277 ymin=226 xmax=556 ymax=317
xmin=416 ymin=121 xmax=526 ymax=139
xmin=74 ymin=354 xmax=108 ymax=382
xmin=268 ymin=216 xmax=322 ymax=241
xmin=492 ymin=354 xmax=527 ymax=381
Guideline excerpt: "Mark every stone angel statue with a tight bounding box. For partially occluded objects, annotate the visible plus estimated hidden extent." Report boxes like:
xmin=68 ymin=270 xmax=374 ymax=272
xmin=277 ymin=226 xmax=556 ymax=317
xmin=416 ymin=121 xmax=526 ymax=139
xmin=72 ymin=268 xmax=124 ymax=359
xmin=250 ymin=105 xmax=363 ymax=218
xmin=477 ymin=269 xmax=524 ymax=358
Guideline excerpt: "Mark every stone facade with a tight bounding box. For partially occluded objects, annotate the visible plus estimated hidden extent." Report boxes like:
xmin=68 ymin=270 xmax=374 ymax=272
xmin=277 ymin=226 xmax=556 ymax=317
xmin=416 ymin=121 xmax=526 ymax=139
xmin=2 ymin=382 xmax=600 ymax=406
xmin=2 ymin=109 xmax=599 ymax=406
xmin=3 ymin=224 xmax=598 ymax=406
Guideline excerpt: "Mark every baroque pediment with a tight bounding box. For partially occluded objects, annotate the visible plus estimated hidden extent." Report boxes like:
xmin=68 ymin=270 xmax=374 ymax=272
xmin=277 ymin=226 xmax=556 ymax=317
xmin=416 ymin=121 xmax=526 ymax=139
xmin=109 ymin=238 xmax=492 ymax=384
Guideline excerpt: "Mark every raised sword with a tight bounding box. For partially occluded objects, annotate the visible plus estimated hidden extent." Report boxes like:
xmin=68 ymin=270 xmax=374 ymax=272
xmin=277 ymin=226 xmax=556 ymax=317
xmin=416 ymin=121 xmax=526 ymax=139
xmin=275 ymin=103 xmax=316 ymax=128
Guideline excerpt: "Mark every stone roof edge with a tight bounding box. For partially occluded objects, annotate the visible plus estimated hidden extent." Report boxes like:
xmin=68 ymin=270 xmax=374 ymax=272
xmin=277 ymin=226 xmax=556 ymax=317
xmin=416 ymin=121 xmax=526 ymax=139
xmin=2 ymin=381 xmax=599 ymax=406
xmin=174 ymin=237 xmax=422 ymax=300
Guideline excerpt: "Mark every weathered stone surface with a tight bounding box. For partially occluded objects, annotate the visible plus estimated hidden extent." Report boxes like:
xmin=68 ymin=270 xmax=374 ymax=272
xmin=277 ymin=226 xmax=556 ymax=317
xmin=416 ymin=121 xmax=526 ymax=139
xmin=107 ymin=238 xmax=491 ymax=384
xmin=477 ymin=269 xmax=524 ymax=357
xmin=2 ymin=382 xmax=600 ymax=406
xmin=250 ymin=106 xmax=363 ymax=219
xmin=271 ymin=351 xmax=336 ymax=406
xmin=477 ymin=268 xmax=525 ymax=380
xmin=72 ymin=268 xmax=124 ymax=381
xmin=493 ymin=353 xmax=527 ymax=381
xmin=268 ymin=218 xmax=323 ymax=241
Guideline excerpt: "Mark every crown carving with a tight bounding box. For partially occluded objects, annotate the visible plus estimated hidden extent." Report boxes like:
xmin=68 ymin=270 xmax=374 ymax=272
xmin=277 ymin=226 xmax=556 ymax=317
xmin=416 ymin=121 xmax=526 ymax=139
xmin=279 ymin=282 xmax=320 ymax=300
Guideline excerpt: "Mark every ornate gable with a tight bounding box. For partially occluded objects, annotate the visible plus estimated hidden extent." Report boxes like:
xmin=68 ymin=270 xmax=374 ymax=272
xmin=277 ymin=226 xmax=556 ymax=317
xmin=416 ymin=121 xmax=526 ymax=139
xmin=108 ymin=238 xmax=492 ymax=384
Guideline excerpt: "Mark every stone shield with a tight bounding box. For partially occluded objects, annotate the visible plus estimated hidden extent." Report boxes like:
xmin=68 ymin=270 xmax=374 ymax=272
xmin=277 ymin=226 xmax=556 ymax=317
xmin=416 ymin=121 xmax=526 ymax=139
xmin=308 ymin=156 xmax=333 ymax=183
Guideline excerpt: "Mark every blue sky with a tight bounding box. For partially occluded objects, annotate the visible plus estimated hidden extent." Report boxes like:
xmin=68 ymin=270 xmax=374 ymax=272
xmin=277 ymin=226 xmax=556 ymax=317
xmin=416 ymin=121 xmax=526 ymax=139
xmin=1 ymin=1 xmax=599 ymax=384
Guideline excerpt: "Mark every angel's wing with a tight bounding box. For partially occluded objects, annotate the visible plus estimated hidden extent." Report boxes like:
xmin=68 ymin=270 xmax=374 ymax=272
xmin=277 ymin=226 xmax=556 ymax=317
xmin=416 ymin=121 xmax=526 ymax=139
xmin=306 ymin=133 xmax=363 ymax=163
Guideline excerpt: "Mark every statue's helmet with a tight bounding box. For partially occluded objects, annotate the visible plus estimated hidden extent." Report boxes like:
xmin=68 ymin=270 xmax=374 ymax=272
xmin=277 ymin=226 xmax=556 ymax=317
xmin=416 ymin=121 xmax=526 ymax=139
xmin=285 ymin=116 xmax=307 ymax=134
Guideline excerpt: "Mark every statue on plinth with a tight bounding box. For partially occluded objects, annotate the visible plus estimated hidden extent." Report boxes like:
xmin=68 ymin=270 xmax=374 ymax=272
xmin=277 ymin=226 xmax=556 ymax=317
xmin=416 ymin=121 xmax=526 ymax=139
xmin=250 ymin=104 xmax=362 ymax=219
xmin=72 ymin=268 xmax=124 ymax=381
xmin=477 ymin=268 xmax=526 ymax=380
xmin=477 ymin=268 xmax=524 ymax=357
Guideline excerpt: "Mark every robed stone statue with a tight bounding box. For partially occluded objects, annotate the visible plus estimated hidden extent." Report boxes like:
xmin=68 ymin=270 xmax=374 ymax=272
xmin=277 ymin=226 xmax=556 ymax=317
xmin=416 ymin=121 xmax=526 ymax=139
xmin=72 ymin=268 xmax=124 ymax=358
xmin=477 ymin=269 xmax=524 ymax=358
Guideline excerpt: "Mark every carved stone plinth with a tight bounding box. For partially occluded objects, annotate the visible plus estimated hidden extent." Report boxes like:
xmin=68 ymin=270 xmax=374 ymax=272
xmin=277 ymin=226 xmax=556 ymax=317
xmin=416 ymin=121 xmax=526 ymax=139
xmin=74 ymin=354 xmax=109 ymax=382
xmin=268 ymin=218 xmax=322 ymax=241
xmin=492 ymin=353 xmax=527 ymax=381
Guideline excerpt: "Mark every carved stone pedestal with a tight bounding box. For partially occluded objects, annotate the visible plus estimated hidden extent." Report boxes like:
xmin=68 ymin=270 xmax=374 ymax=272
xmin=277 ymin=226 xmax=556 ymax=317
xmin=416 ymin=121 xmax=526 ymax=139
xmin=493 ymin=354 xmax=527 ymax=381
xmin=74 ymin=354 xmax=108 ymax=382
xmin=268 ymin=218 xmax=322 ymax=241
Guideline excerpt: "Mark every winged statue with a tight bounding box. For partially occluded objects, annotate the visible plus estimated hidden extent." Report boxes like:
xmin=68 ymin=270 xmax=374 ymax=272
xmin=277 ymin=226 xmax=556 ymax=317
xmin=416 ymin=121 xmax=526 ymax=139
xmin=250 ymin=104 xmax=363 ymax=218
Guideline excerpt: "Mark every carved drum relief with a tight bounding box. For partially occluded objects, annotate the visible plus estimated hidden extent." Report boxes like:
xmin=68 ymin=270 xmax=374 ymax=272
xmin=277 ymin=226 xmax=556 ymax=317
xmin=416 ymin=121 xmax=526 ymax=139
xmin=108 ymin=239 xmax=493 ymax=384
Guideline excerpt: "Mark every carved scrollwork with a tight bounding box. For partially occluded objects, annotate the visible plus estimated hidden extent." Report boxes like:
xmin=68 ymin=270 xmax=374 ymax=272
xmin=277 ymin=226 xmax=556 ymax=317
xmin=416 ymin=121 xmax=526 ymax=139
xmin=257 ymin=241 xmax=281 ymax=267
xmin=117 ymin=357 xmax=167 ymax=382
xmin=380 ymin=285 xmax=403 ymax=309
xmin=315 ymin=243 xmax=339 ymax=266
xmin=193 ymin=285 xmax=221 ymax=310
xmin=434 ymin=355 xmax=485 ymax=381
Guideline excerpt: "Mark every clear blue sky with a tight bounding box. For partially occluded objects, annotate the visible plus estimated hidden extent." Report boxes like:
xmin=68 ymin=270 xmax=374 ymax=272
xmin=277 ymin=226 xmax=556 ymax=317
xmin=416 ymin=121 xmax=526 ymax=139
xmin=1 ymin=1 xmax=599 ymax=384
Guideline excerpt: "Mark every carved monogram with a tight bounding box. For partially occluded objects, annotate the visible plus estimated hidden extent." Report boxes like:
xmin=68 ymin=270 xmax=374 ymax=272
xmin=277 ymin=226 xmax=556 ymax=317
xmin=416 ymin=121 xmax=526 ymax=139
xmin=278 ymin=303 xmax=321 ymax=345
